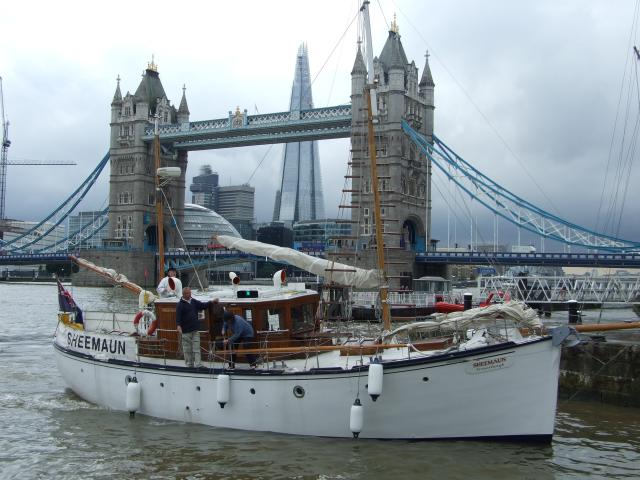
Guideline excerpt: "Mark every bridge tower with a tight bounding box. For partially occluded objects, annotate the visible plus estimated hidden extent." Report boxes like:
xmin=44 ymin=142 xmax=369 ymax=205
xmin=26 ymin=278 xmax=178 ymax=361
xmin=72 ymin=60 xmax=190 ymax=287
xmin=348 ymin=20 xmax=434 ymax=288
xmin=107 ymin=60 xmax=187 ymax=253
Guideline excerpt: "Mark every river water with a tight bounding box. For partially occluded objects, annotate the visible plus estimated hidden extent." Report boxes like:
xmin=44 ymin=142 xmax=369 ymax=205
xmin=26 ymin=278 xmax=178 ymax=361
xmin=1 ymin=282 xmax=639 ymax=479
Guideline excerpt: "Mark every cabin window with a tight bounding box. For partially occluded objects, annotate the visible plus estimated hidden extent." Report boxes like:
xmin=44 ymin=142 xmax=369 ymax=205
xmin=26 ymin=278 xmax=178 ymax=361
xmin=267 ymin=308 xmax=282 ymax=331
xmin=291 ymin=303 xmax=315 ymax=332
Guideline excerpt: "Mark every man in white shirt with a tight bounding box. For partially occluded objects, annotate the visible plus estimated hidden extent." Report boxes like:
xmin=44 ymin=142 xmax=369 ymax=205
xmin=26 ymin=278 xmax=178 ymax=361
xmin=156 ymin=267 xmax=183 ymax=298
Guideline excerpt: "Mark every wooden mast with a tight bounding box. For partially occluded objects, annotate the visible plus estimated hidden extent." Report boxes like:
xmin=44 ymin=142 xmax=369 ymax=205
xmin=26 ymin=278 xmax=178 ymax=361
xmin=364 ymin=87 xmax=391 ymax=331
xmin=154 ymin=115 xmax=165 ymax=282
xmin=361 ymin=0 xmax=391 ymax=331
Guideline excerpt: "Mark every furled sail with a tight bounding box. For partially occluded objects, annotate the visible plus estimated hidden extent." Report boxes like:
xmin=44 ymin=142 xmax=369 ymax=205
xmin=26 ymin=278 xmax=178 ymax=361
xmin=215 ymin=235 xmax=383 ymax=288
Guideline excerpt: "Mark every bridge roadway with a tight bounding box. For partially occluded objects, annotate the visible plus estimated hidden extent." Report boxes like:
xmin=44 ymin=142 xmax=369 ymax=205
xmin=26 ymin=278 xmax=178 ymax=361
xmin=416 ymin=251 xmax=640 ymax=268
xmin=143 ymin=105 xmax=352 ymax=150
xmin=2 ymin=250 xmax=640 ymax=269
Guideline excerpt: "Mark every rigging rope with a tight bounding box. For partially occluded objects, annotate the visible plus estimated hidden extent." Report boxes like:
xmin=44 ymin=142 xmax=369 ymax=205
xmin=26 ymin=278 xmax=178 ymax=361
xmin=403 ymin=121 xmax=640 ymax=251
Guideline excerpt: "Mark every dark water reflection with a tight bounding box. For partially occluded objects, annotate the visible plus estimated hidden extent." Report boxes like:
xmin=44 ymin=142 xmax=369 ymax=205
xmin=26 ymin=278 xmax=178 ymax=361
xmin=0 ymin=283 xmax=639 ymax=479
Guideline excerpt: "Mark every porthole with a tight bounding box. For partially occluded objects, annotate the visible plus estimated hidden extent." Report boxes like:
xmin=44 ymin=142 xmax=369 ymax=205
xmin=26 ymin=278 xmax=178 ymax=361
xmin=160 ymin=382 xmax=165 ymax=387
xmin=196 ymin=386 xmax=201 ymax=391
xmin=250 ymin=388 xmax=256 ymax=395
xmin=422 ymin=377 xmax=429 ymax=382
xmin=293 ymin=385 xmax=305 ymax=398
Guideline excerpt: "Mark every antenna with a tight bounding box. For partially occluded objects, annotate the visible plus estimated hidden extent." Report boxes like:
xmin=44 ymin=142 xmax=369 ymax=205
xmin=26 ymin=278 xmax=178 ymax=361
xmin=360 ymin=1 xmax=378 ymax=116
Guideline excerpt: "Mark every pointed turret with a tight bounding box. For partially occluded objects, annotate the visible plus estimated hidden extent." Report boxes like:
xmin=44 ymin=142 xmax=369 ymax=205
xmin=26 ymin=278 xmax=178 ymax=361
xmin=351 ymin=44 xmax=367 ymax=76
xmin=178 ymin=84 xmax=190 ymax=124
xmin=111 ymin=75 xmax=123 ymax=105
xmin=388 ymin=37 xmax=405 ymax=71
xmin=378 ymin=16 xmax=408 ymax=76
xmin=134 ymin=57 xmax=167 ymax=116
xmin=419 ymin=52 xmax=435 ymax=89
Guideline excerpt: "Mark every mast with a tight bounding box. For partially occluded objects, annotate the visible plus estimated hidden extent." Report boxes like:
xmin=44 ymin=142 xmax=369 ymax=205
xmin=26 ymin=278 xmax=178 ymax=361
xmin=361 ymin=0 xmax=391 ymax=331
xmin=154 ymin=115 xmax=165 ymax=281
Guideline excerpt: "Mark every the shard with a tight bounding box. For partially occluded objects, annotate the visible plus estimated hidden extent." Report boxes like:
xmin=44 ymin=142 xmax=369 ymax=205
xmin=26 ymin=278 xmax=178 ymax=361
xmin=272 ymin=44 xmax=325 ymax=223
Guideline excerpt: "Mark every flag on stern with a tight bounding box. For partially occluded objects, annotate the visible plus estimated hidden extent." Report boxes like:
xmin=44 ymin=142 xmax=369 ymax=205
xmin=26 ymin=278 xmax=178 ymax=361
xmin=57 ymin=278 xmax=84 ymax=324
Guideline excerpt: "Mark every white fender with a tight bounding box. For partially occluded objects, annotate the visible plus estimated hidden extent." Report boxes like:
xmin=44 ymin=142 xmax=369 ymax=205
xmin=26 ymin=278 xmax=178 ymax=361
xmin=367 ymin=363 xmax=383 ymax=401
xmin=217 ymin=374 xmax=230 ymax=408
xmin=349 ymin=398 xmax=363 ymax=438
xmin=228 ymin=272 xmax=240 ymax=285
xmin=126 ymin=379 xmax=141 ymax=414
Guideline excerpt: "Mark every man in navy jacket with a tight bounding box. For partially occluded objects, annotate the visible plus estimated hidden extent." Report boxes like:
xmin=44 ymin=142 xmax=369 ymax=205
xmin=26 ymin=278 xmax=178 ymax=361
xmin=222 ymin=310 xmax=257 ymax=368
xmin=176 ymin=287 xmax=213 ymax=368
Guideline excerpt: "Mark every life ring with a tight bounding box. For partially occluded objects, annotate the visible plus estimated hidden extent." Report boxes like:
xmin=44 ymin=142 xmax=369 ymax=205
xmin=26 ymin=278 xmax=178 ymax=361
xmin=147 ymin=318 xmax=158 ymax=336
xmin=133 ymin=310 xmax=156 ymax=336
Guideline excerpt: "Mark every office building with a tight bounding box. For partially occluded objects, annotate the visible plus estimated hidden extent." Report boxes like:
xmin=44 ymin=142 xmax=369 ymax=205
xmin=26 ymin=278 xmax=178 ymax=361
xmin=272 ymin=44 xmax=325 ymax=223
xmin=190 ymin=165 xmax=219 ymax=211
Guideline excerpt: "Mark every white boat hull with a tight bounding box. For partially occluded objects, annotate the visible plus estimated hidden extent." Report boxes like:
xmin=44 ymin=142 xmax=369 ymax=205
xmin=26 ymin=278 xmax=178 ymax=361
xmin=54 ymin=323 xmax=561 ymax=440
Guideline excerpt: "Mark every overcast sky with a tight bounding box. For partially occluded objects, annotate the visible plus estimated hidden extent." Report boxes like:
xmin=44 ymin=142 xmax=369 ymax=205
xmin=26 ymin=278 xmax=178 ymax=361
xmin=1 ymin=0 xmax=638 ymax=250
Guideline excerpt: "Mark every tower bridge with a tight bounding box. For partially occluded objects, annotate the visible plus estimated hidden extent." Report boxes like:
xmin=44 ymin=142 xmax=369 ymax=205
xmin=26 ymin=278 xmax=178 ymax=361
xmin=1 ymin=12 xmax=638 ymax=289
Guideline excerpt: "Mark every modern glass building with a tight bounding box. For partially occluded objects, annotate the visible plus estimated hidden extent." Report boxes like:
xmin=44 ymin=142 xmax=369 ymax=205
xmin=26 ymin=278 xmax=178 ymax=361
xmin=293 ymin=219 xmax=352 ymax=252
xmin=182 ymin=203 xmax=240 ymax=250
xmin=272 ymin=44 xmax=325 ymax=223
xmin=216 ymin=185 xmax=255 ymax=239
xmin=1 ymin=220 xmax=66 ymax=252
xmin=190 ymin=165 xmax=218 ymax=211
xmin=68 ymin=210 xmax=108 ymax=249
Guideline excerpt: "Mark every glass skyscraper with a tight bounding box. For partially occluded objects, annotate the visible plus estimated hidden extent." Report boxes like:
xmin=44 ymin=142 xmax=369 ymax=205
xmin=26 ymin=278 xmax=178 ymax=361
xmin=272 ymin=44 xmax=325 ymax=223
xmin=190 ymin=165 xmax=218 ymax=211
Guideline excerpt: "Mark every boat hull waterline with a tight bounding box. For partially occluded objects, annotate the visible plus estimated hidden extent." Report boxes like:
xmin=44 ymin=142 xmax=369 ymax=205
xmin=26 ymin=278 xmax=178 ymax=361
xmin=54 ymin=323 xmax=561 ymax=441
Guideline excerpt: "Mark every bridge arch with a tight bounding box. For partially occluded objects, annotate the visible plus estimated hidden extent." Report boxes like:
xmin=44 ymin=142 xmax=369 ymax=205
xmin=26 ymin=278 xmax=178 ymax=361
xmin=401 ymin=215 xmax=426 ymax=253
xmin=144 ymin=224 xmax=168 ymax=252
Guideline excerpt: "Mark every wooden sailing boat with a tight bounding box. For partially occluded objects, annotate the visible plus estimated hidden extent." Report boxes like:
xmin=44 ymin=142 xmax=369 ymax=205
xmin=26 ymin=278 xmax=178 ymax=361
xmin=53 ymin=1 xmax=592 ymax=441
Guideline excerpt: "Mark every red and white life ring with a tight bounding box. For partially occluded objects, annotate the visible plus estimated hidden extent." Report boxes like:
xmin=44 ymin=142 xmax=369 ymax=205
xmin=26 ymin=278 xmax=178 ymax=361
xmin=133 ymin=310 xmax=157 ymax=336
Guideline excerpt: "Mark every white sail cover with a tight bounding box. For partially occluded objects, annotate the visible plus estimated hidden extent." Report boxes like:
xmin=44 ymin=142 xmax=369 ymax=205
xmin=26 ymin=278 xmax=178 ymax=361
xmin=215 ymin=235 xmax=383 ymax=288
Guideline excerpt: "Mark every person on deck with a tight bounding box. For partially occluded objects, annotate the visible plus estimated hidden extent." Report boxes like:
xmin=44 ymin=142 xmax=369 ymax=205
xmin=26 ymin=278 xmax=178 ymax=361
xmin=176 ymin=287 xmax=214 ymax=368
xmin=157 ymin=267 xmax=182 ymax=298
xmin=222 ymin=310 xmax=257 ymax=368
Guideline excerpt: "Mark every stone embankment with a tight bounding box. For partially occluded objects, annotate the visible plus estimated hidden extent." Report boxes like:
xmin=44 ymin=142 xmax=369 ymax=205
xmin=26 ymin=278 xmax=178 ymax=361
xmin=560 ymin=331 xmax=640 ymax=407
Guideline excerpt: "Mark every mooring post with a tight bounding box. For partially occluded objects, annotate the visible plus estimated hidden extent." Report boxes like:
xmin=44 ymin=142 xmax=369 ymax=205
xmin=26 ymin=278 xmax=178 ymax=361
xmin=463 ymin=293 xmax=473 ymax=311
xmin=567 ymin=299 xmax=580 ymax=324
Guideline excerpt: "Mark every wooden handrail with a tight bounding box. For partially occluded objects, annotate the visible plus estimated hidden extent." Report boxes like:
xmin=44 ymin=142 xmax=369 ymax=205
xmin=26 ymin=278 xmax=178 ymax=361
xmin=573 ymin=322 xmax=640 ymax=333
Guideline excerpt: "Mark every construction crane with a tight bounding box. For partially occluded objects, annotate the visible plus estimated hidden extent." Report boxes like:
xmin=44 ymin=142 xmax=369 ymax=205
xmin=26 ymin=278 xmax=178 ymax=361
xmin=0 ymin=76 xmax=9 ymax=222
xmin=0 ymin=76 xmax=75 ymax=230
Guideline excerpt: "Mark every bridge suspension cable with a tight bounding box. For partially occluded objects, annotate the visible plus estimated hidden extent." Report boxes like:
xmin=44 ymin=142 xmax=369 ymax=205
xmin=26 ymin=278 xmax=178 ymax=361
xmin=401 ymin=120 xmax=640 ymax=252
xmin=33 ymin=207 xmax=109 ymax=253
xmin=0 ymin=152 xmax=110 ymax=252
